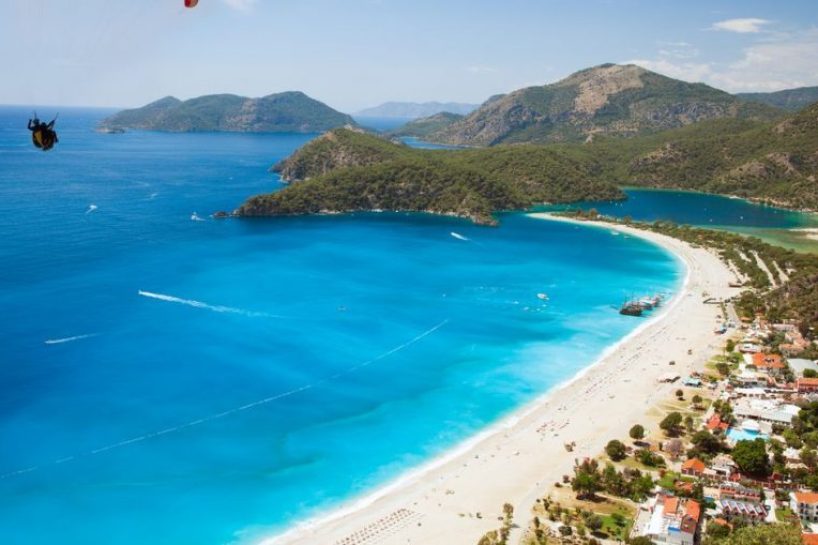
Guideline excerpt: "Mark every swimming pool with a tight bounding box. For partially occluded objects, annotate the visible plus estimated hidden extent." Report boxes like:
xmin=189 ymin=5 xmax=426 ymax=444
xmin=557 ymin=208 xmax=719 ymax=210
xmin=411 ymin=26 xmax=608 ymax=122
xmin=726 ymin=427 xmax=769 ymax=442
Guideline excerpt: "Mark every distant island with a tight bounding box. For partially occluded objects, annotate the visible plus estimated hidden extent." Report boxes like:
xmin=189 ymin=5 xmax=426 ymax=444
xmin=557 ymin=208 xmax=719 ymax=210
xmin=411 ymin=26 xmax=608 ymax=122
xmin=98 ymin=91 xmax=355 ymax=133
xmin=425 ymin=64 xmax=782 ymax=146
xmin=737 ymin=86 xmax=818 ymax=112
xmin=355 ymin=101 xmax=480 ymax=119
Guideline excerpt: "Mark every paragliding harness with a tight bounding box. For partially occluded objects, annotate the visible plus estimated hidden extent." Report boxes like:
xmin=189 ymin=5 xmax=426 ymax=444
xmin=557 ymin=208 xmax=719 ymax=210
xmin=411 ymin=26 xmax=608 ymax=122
xmin=28 ymin=113 xmax=59 ymax=151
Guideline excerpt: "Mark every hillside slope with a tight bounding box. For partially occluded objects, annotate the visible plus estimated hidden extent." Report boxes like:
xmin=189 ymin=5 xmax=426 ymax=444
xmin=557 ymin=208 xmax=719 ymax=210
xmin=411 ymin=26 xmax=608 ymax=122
xmin=572 ymin=102 xmax=818 ymax=209
xmin=389 ymin=112 xmax=464 ymax=138
xmin=431 ymin=64 xmax=782 ymax=146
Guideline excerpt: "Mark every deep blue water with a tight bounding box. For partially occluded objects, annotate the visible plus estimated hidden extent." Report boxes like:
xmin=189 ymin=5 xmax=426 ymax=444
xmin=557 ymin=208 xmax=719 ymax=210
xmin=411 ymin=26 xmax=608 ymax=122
xmin=564 ymin=187 xmax=818 ymax=230
xmin=0 ymin=107 xmax=686 ymax=545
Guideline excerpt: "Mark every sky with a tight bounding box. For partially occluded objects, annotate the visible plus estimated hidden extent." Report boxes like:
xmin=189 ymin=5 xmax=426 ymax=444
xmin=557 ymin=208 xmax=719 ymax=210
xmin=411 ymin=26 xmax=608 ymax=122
xmin=1 ymin=0 xmax=817 ymax=112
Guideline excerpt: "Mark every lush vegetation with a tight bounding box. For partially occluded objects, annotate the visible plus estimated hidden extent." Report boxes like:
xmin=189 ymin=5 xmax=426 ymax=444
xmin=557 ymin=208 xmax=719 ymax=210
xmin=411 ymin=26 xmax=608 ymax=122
xmin=99 ymin=91 xmax=355 ymax=133
xmin=731 ymin=439 xmax=772 ymax=478
xmin=239 ymin=129 xmax=623 ymax=224
xmin=565 ymin=101 xmax=818 ymax=210
xmin=571 ymin=458 xmax=655 ymax=502
xmin=703 ymin=523 xmax=802 ymax=545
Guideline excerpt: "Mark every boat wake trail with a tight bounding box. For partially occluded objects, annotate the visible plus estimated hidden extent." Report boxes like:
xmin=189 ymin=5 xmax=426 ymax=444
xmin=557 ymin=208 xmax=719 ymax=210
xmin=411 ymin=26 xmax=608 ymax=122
xmin=450 ymin=231 xmax=470 ymax=242
xmin=44 ymin=333 xmax=98 ymax=345
xmin=138 ymin=290 xmax=284 ymax=318
xmin=85 ymin=204 xmax=98 ymax=215
xmin=1 ymin=319 xmax=449 ymax=480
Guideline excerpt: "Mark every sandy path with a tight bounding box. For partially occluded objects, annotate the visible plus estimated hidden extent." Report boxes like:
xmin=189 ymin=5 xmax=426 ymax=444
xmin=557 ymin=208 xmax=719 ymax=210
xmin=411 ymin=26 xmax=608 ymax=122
xmin=259 ymin=214 xmax=738 ymax=545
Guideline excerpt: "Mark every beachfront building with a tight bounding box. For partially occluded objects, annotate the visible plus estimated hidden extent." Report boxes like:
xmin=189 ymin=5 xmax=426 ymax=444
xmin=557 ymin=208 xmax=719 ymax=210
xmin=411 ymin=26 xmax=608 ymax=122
xmin=705 ymin=455 xmax=739 ymax=482
xmin=706 ymin=414 xmax=729 ymax=434
xmin=798 ymin=378 xmax=818 ymax=394
xmin=790 ymin=358 xmax=818 ymax=377
xmin=717 ymin=482 xmax=761 ymax=502
xmin=718 ymin=498 xmax=767 ymax=523
xmin=634 ymin=494 xmax=701 ymax=545
xmin=733 ymin=398 xmax=799 ymax=428
xmin=681 ymin=458 xmax=706 ymax=478
xmin=732 ymin=368 xmax=768 ymax=389
xmin=751 ymin=353 xmax=785 ymax=377
xmin=773 ymin=324 xmax=812 ymax=355
xmin=791 ymin=491 xmax=818 ymax=523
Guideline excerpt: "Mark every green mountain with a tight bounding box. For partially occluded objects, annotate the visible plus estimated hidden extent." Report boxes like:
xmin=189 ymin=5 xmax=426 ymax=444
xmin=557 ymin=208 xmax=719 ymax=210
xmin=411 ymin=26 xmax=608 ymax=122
xmin=737 ymin=87 xmax=818 ymax=112
xmin=242 ymin=99 xmax=818 ymax=224
xmin=576 ymin=101 xmax=818 ymax=209
xmin=237 ymin=129 xmax=623 ymax=225
xmin=99 ymin=92 xmax=355 ymax=133
xmin=430 ymin=64 xmax=782 ymax=146
xmin=389 ymin=112 xmax=464 ymax=138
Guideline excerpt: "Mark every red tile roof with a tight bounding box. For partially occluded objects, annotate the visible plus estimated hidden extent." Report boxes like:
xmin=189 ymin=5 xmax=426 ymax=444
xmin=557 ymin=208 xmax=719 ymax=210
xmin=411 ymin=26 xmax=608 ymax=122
xmin=795 ymin=492 xmax=818 ymax=505
xmin=682 ymin=458 xmax=706 ymax=473
xmin=706 ymin=413 xmax=729 ymax=431
xmin=798 ymin=378 xmax=818 ymax=387
xmin=664 ymin=496 xmax=679 ymax=514
xmin=685 ymin=500 xmax=701 ymax=522
xmin=803 ymin=534 xmax=818 ymax=545
xmin=753 ymin=353 xmax=784 ymax=369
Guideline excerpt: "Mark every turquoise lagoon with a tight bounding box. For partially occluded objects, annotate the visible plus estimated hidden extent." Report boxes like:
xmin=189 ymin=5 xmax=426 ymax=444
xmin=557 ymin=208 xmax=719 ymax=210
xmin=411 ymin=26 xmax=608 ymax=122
xmin=0 ymin=106 xmax=697 ymax=545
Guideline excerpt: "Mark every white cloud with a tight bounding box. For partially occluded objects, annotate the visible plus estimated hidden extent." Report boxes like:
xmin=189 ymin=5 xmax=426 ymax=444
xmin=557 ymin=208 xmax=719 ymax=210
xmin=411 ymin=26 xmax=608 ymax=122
xmin=221 ymin=0 xmax=257 ymax=12
xmin=711 ymin=18 xmax=770 ymax=34
xmin=626 ymin=59 xmax=713 ymax=83
xmin=626 ymin=28 xmax=818 ymax=92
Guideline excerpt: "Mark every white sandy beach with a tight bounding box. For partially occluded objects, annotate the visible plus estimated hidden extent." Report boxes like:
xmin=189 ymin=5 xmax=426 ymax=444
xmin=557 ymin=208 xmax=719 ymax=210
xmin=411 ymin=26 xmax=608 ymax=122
xmin=260 ymin=213 xmax=740 ymax=545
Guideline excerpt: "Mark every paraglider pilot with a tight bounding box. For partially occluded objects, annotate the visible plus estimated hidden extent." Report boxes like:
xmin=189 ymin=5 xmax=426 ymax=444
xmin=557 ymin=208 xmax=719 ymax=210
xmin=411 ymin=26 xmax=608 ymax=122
xmin=28 ymin=114 xmax=59 ymax=151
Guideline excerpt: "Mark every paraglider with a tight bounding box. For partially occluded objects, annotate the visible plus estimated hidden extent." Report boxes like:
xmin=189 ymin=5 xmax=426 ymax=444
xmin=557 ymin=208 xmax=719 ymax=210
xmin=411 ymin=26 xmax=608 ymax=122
xmin=184 ymin=0 xmax=198 ymax=7
xmin=27 ymin=114 xmax=59 ymax=151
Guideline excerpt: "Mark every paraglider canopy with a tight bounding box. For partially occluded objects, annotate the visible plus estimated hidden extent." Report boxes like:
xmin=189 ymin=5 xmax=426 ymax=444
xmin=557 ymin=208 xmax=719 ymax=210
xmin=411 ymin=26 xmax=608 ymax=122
xmin=184 ymin=0 xmax=198 ymax=7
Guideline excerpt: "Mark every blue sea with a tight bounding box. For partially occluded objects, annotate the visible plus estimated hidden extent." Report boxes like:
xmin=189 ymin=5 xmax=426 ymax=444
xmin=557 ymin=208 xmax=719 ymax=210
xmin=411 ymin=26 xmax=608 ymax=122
xmin=566 ymin=186 xmax=818 ymax=230
xmin=0 ymin=106 xmax=691 ymax=545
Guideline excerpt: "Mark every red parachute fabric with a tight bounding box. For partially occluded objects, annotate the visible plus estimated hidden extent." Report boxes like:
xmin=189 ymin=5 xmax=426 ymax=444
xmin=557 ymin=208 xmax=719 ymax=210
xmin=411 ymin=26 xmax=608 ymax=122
xmin=184 ymin=0 xmax=198 ymax=7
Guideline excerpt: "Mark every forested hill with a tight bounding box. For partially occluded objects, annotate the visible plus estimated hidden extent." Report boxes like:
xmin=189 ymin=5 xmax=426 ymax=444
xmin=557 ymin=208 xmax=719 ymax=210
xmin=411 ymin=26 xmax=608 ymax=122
xmin=98 ymin=92 xmax=355 ymax=133
xmin=236 ymin=96 xmax=818 ymax=225
xmin=237 ymin=129 xmax=623 ymax=225
xmin=576 ymin=100 xmax=818 ymax=210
